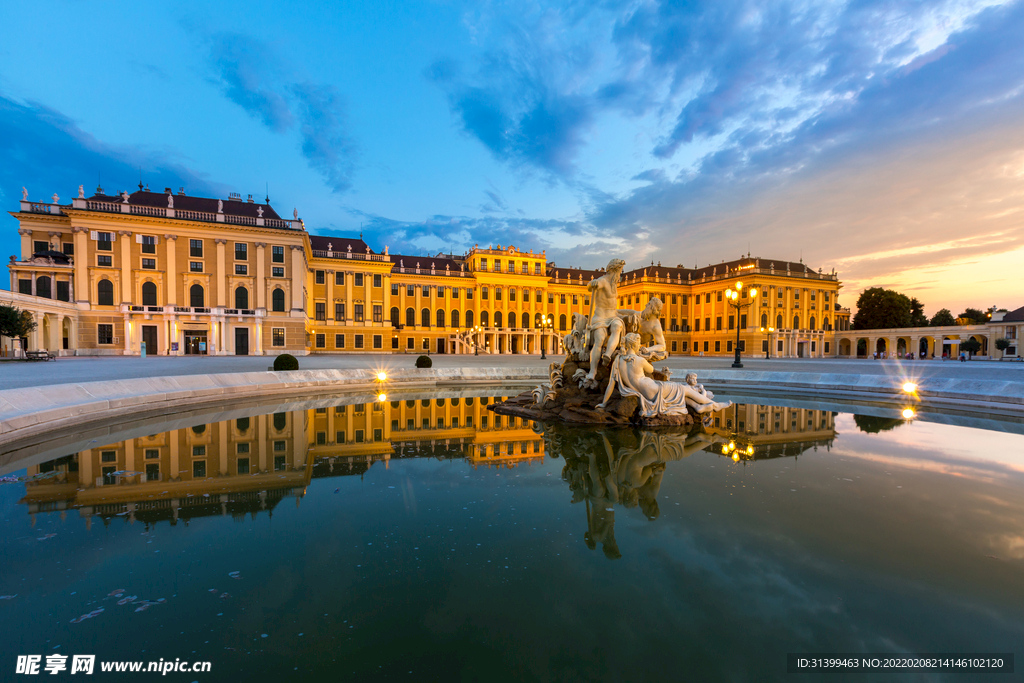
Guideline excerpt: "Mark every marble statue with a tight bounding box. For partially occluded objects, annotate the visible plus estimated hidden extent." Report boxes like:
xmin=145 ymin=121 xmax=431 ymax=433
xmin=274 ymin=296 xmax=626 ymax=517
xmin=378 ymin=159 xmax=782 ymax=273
xmin=218 ymin=199 xmax=224 ymax=213
xmin=22 ymin=187 xmax=28 ymax=201
xmin=293 ymin=208 xmax=298 ymax=219
xmin=598 ymin=333 xmax=731 ymax=417
xmin=257 ymin=206 xmax=264 ymax=217
xmin=584 ymin=258 xmax=627 ymax=384
xmin=78 ymin=185 xmax=84 ymax=198
xmin=167 ymin=194 xmax=174 ymax=209
xmin=52 ymin=193 xmax=59 ymax=204
xmin=121 ymin=191 xmax=129 ymax=203
xmin=637 ymin=297 xmax=668 ymax=361
xmin=562 ymin=312 xmax=590 ymax=362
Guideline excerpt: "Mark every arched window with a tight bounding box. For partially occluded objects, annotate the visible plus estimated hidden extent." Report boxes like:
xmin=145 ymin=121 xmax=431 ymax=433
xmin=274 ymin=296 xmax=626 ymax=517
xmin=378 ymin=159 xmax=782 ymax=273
xmin=495 ymin=311 xmax=503 ymax=328
xmin=436 ymin=309 xmax=446 ymax=327
xmin=824 ymin=317 xmax=831 ymax=331
xmin=235 ymin=286 xmax=249 ymax=310
xmin=793 ymin=315 xmax=800 ymax=330
xmin=273 ymin=412 xmax=287 ymax=431
xmin=97 ymin=279 xmax=114 ymax=306
xmin=390 ymin=307 xmax=400 ymax=327
xmin=760 ymin=313 xmax=767 ymax=328
xmin=190 ymin=284 xmax=205 ymax=308
xmin=36 ymin=276 xmax=52 ymax=299
xmin=508 ymin=312 xmax=516 ymax=329
xmin=809 ymin=316 xmax=816 ymax=330
xmin=559 ymin=314 xmax=567 ymax=331
xmin=272 ymin=288 xmax=285 ymax=312
xmin=535 ymin=312 xmax=543 ymax=327
xmin=451 ymin=310 xmax=460 ymax=328
xmin=236 ymin=417 xmax=250 ymax=432
xmin=421 ymin=308 xmax=430 ymax=327
xmin=406 ymin=307 xmax=415 ymax=327
xmin=465 ymin=310 xmax=474 ymax=328
xmin=522 ymin=312 xmax=530 ymax=329
xmin=142 ymin=282 xmax=157 ymax=307
xmin=776 ymin=314 xmax=783 ymax=329
xmin=481 ymin=311 xmax=489 ymax=327
xmin=192 ymin=424 xmax=206 ymax=435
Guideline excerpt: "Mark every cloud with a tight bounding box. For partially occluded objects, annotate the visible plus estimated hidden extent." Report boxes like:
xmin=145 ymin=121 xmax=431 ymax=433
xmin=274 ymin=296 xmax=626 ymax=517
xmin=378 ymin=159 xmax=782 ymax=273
xmin=204 ymin=32 xmax=357 ymax=194
xmin=0 ymin=93 xmax=225 ymax=268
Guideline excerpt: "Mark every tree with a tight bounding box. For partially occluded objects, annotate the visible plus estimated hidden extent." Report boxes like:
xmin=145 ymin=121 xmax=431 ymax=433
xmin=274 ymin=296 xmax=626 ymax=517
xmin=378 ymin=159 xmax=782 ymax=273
xmin=930 ymin=308 xmax=955 ymax=326
xmin=0 ymin=303 xmax=36 ymax=340
xmin=995 ymin=338 xmax=1011 ymax=359
xmin=852 ymin=288 xmax=912 ymax=330
xmin=909 ymin=297 xmax=928 ymax=327
xmin=958 ymin=308 xmax=988 ymax=325
xmin=853 ymin=414 xmax=907 ymax=434
xmin=960 ymin=338 xmax=982 ymax=358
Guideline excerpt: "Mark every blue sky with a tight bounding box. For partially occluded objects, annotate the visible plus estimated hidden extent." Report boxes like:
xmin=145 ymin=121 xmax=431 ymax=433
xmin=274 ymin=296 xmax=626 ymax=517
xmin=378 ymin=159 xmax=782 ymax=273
xmin=3 ymin=0 xmax=1023 ymax=314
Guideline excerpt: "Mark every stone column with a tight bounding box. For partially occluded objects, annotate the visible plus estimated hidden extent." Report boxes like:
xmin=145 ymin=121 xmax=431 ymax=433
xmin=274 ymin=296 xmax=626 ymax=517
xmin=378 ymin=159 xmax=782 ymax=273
xmin=414 ymin=285 xmax=422 ymax=329
xmin=254 ymin=243 xmax=266 ymax=310
xmin=119 ymin=231 xmax=132 ymax=303
xmin=363 ymin=269 xmax=371 ymax=325
xmin=73 ymin=228 xmax=89 ymax=304
xmin=31 ymin=270 xmax=36 ymax=296
xmin=164 ymin=235 xmax=178 ymax=306
xmin=289 ymin=246 xmax=305 ymax=313
xmin=18 ymin=228 xmax=32 ymax=259
xmin=124 ymin=313 xmax=132 ymax=355
xmin=215 ymin=239 xmax=227 ymax=308
xmin=326 ymin=270 xmax=335 ymax=320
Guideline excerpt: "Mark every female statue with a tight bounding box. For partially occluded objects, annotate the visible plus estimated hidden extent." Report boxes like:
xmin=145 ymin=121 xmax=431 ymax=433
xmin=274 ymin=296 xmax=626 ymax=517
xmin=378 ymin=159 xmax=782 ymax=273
xmin=597 ymin=333 xmax=731 ymax=417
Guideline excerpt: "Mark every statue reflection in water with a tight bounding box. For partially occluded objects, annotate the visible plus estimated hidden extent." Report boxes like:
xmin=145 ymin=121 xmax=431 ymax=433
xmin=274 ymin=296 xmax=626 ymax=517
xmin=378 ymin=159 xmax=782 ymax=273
xmin=544 ymin=424 xmax=724 ymax=559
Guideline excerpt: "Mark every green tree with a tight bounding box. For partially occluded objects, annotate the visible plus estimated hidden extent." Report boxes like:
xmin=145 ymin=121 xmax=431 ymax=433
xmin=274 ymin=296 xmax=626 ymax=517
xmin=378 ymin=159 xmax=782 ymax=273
xmin=853 ymin=414 xmax=907 ymax=434
xmin=909 ymin=297 xmax=928 ymax=327
xmin=960 ymin=338 xmax=982 ymax=357
xmin=930 ymin=308 xmax=956 ymax=326
xmin=0 ymin=303 xmax=36 ymax=340
xmin=995 ymin=338 xmax=1011 ymax=359
xmin=958 ymin=308 xmax=988 ymax=325
xmin=852 ymin=288 xmax=912 ymax=330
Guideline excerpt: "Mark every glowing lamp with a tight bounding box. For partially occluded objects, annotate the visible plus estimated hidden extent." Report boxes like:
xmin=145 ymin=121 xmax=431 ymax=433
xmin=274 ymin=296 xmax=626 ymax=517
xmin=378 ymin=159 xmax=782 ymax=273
xmin=377 ymin=393 xmax=387 ymax=402
xmin=902 ymin=382 xmax=916 ymax=394
xmin=722 ymin=445 xmax=729 ymax=454
xmin=746 ymin=445 xmax=753 ymax=455
xmin=902 ymin=408 xmax=915 ymax=419
xmin=732 ymin=453 xmax=740 ymax=462
xmin=377 ymin=371 xmax=387 ymax=382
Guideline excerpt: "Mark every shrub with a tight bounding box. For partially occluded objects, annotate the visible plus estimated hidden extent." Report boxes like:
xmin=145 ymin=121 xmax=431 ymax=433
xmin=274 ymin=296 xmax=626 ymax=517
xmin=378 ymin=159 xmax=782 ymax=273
xmin=273 ymin=353 xmax=299 ymax=371
xmin=415 ymin=355 xmax=432 ymax=368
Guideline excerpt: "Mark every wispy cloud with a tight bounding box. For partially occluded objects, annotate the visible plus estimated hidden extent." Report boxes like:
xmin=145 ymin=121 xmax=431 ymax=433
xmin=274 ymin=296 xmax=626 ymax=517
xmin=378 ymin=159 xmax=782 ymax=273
xmin=205 ymin=32 xmax=357 ymax=193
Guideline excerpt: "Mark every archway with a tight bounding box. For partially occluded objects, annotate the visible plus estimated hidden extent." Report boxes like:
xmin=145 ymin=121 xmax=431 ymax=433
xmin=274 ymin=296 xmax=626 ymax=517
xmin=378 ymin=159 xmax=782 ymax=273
xmin=856 ymin=339 xmax=867 ymax=358
xmin=838 ymin=338 xmax=852 ymax=356
xmin=875 ymin=338 xmax=888 ymax=356
xmin=62 ymin=316 xmax=73 ymax=351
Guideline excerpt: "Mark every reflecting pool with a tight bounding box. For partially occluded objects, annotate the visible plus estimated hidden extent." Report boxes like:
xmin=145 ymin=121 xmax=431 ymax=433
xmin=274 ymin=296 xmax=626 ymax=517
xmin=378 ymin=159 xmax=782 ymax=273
xmin=1 ymin=395 xmax=1022 ymax=681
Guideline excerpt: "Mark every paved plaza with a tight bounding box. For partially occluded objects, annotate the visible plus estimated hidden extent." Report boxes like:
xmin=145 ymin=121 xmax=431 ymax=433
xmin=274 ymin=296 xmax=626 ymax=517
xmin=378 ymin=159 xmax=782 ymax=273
xmin=2 ymin=352 xmax=1022 ymax=391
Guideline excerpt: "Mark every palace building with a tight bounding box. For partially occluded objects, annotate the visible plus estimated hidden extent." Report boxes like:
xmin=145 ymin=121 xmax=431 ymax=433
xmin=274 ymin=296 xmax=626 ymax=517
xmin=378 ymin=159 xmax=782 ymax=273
xmin=6 ymin=186 xmax=851 ymax=358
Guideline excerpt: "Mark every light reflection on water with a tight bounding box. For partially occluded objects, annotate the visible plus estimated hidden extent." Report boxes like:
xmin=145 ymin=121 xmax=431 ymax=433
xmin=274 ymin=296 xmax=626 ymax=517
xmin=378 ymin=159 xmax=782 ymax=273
xmin=1 ymin=395 xmax=1022 ymax=682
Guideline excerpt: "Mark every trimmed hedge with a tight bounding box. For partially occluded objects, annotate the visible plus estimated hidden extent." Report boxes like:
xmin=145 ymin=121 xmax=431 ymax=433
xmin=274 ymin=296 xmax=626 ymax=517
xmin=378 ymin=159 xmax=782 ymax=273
xmin=273 ymin=353 xmax=299 ymax=371
xmin=415 ymin=355 xmax=432 ymax=368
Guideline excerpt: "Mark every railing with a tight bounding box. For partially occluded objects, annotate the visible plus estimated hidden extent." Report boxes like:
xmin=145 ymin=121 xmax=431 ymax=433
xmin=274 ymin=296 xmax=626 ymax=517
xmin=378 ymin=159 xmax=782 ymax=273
xmin=146 ymin=306 xmax=162 ymax=312
xmin=27 ymin=202 xmax=62 ymax=214
xmin=264 ymin=218 xmax=289 ymax=228
xmin=174 ymin=306 xmax=192 ymax=313
xmin=129 ymin=305 xmax=144 ymax=311
xmin=86 ymin=200 xmax=120 ymax=213
xmin=311 ymin=249 xmax=389 ymax=262
xmin=172 ymin=208 xmax=212 ymax=221
xmin=225 ymin=215 xmax=256 ymax=226
xmin=131 ymin=205 xmax=167 ymax=217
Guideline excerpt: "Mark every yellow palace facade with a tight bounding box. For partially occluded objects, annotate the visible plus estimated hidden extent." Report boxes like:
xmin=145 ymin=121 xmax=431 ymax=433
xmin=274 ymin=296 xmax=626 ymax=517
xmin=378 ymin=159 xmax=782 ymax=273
xmin=7 ymin=187 xmax=849 ymax=358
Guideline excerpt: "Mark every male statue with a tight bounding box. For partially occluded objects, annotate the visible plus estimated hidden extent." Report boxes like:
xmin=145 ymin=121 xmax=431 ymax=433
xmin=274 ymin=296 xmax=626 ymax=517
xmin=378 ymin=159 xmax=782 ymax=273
xmin=585 ymin=258 xmax=627 ymax=384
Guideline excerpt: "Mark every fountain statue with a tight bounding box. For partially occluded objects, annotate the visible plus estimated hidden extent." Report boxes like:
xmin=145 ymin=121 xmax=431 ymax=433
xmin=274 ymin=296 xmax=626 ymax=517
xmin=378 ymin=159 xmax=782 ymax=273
xmin=491 ymin=258 xmax=730 ymax=426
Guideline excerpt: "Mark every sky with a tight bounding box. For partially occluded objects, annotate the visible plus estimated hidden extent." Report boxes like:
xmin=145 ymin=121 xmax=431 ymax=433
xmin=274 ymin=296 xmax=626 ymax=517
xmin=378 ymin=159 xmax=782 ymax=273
xmin=2 ymin=0 xmax=1023 ymax=316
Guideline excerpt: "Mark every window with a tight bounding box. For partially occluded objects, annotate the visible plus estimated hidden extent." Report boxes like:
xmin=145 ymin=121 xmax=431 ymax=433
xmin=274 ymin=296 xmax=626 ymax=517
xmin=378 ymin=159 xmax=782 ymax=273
xmin=272 ymin=266 xmax=284 ymax=278
xmin=494 ymin=260 xmax=501 ymax=272
xmin=189 ymin=239 xmax=203 ymax=257
xmin=237 ymin=442 xmax=251 ymax=454
xmin=373 ymin=334 xmax=382 ymax=349
xmin=336 ymin=272 xmax=345 ymax=286
xmin=98 ymin=324 xmax=113 ymax=344
xmin=535 ymin=263 xmax=542 ymax=274
xmin=354 ymin=334 xmax=364 ymax=349
xmin=704 ymin=317 xmax=710 ymax=331
xmin=406 ymin=337 xmax=414 ymax=350
xmin=235 ymin=243 xmax=247 ymax=260
xmin=392 ymin=283 xmax=399 ymax=295
xmin=315 ymin=270 xmax=325 ymax=284
xmin=681 ymin=341 xmax=688 ymax=352
xmin=141 ymin=235 xmax=156 ymax=254
xmin=354 ymin=304 xmax=364 ymax=322
xmin=34 ymin=240 xmax=49 ymax=253
xmin=272 ymin=245 xmax=285 ymax=263
xmin=407 ymin=285 xmax=415 ymax=296
xmin=406 ymin=307 xmax=415 ymax=326
xmin=62 ymin=242 xmax=73 ymax=255
xmin=421 ymin=285 xmax=429 ymax=297
xmin=373 ymin=274 xmax=382 ymax=288
xmin=465 ymin=310 xmax=474 ymax=327
xmin=315 ymin=334 xmax=325 ymax=348
xmin=315 ymin=302 xmax=326 ymax=321
xmin=421 ymin=308 xmax=430 ymax=327
xmin=509 ymin=288 xmax=516 ymax=302
xmin=572 ymin=295 xmax=578 ymax=305
xmin=694 ymin=319 xmax=701 ymax=331
xmin=336 ymin=303 xmax=345 ymax=320
xmin=190 ymin=261 xmax=203 ymax=273
xmin=715 ymin=341 xmax=721 ymax=352
xmin=481 ymin=311 xmax=489 ymax=327
xmin=235 ymin=264 xmax=247 ymax=275
xmin=777 ymin=314 xmax=783 ymax=329
xmin=97 ymin=232 xmax=112 ymax=251
xmin=452 ymin=287 xmax=459 ymax=299
xmin=98 ymin=255 xmax=112 ymax=267
xmin=142 ymin=258 xmax=156 ymax=269
xmin=437 ymin=309 xmax=446 ymax=327
xmin=521 ymin=262 xmax=529 ymax=274
xmin=373 ymin=305 xmax=382 ymax=323
xmin=237 ymin=458 xmax=249 ymax=475
xmin=190 ymin=284 xmax=204 ymax=308
xmin=336 ymin=334 xmax=345 ymax=348
xmin=466 ymin=288 xmax=473 ymax=300
xmin=272 ymin=328 xmax=285 ymax=346
xmin=355 ymin=273 xmax=364 ymax=287
xmin=560 ymin=294 xmax=566 ymax=304
xmin=479 ymin=258 xmax=488 ymax=271
xmin=336 ymin=431 xmax=346 ymax=444
xmin=392 ymin=337 xmax=398 ymax=349
xmin=559 ymin=314 xmax=567 ymax=330
xmin=451 ymin=310 xmax=460 ymax=328
xmin=728 ymin=315 xmax=735 ymax=330
xmin=97 ymin=279 xmax=114 ymax=305
xmin=727 ymin=340 xmax=733 ymax=352
xmin=193 ymin=460 xmax=206 ymax=478
xmin=705 ymin=293 xmax=711 ymax=304
xmin=272 ymin=288 xmax=286 ymax=312
xmin=482 ymin=286 xmax=489 ymax=300
xmin=142 ymin=282 xmax=157 ymax=306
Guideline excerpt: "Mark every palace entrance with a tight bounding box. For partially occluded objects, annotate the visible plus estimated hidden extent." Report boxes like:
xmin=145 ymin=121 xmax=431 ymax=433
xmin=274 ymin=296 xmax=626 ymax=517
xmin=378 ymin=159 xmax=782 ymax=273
xmin=184 ymin=331 xmax=208 ymax=355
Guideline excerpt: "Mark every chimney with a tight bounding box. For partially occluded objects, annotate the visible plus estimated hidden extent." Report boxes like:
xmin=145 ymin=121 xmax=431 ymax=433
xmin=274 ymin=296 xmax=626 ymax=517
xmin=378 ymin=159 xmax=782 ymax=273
xmin=247 ymin=194 xmax=254 ymax=203
xmin=164 ymin=187 xmax=172 ymax=194
xmin=178 ymin=187 xmax=185 ymax=196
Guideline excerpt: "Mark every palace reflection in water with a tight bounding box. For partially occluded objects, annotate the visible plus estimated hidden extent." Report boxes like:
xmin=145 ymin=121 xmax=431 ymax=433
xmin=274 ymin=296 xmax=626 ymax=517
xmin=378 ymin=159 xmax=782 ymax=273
xmin=19 ymin=399 xmax=835 ymax=545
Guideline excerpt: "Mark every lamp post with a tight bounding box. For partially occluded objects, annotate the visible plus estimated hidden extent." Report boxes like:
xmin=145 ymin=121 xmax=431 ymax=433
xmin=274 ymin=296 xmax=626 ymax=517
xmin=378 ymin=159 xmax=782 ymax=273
xmin=724 ymin=282 xmax=757 ymax=369
xmin=760 ymin=326 xmax=774 ymax=359
xmin=474 ymin=325 xmax=481 ymax=356
xmin=539 ymin=315 xmax=553 ymax=359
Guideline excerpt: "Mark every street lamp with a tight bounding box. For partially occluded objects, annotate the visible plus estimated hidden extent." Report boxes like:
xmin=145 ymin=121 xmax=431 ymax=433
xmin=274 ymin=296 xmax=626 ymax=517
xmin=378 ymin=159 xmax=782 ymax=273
xmin=760 ymin=326 xmax=774 ymax=359
xmin=724 ymin=282 xmax=757 ymax=368
xmin=539 ymin=314 xmax=554 ymax=359
xmin=474 ymin=325 xmax=482 ymax=356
